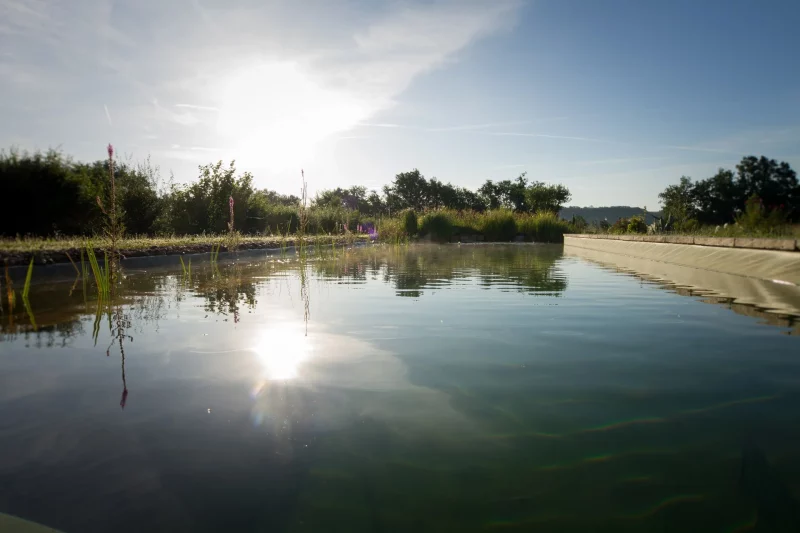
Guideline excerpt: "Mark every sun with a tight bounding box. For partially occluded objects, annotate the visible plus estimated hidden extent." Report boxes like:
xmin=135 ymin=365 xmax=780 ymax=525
xmin=216 ymin=61 xmax=368 ymax=171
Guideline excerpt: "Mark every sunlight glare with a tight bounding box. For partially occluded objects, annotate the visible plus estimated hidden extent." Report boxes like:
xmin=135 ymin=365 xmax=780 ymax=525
xmin=252 ymin=324 xmax=313 ymax=381
xmin=217 ymin=61 xmax=368 ymax=170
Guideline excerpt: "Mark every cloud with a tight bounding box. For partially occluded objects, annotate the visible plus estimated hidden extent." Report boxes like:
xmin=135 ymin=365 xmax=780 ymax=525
xmin=0 ymin=0 xmax=522 ymax=175
xmin=104 ymin=104 xmax=112 ymax=126
xmin=174 ymin=104 xmax=219 ymax=112
xmin=489 ymin=132 xmax=619 ymax=144
xmin=427 ymin=121 xmax=527 ymax=132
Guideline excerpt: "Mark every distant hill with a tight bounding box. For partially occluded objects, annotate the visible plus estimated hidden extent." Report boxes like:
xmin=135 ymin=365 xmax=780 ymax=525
xmin=559 ymin=206 xmax=662 ymax=224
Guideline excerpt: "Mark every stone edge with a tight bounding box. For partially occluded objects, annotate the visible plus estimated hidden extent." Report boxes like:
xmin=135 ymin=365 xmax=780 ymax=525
xmin=568 ymin=234 xmax=798 ymax=252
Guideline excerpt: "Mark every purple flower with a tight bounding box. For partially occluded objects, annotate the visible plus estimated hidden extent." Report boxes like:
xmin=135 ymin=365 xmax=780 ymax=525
xmin=107 ymin=143 xmax=114 ymax=159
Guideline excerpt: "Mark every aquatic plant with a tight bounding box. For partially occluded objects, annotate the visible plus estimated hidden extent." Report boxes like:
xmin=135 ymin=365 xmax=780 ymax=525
xmin=298 ymin=169 xmax=309 ymax=256
xmin=95 ymin=143 xmax=123 ymax=288
xmin=85 ymin=244 xmax=111 ymax=300
xmin=21 ymin=257 xmax=36 ymax=329
xmin=179 ymin=256 xmax=191 ymax=280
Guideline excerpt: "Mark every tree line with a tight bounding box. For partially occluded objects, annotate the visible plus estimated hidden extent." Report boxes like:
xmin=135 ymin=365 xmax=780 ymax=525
xmin=0 ymin=149 xmax=573 ymax=237
xmin=658 ymin=155 xmax=799 ymax=229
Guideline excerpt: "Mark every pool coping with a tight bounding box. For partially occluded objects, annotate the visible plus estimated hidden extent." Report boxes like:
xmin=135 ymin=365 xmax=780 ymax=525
xmin=568 ymin=233 xmax=799 ymax=252
xmin=564 ymin=235 xmax=800 ymax=286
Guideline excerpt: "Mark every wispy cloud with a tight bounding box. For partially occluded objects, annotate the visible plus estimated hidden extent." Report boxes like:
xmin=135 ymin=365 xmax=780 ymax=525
xmin=489 ymin=132 xmax=619 ymax=144
xmin=175 ymin=103 xmax=219 ymax=112
xmin=427 ymin=121 xmax=527 ymax=132
xmin=663 ymin=144 xmax=738 ymax=154
xmin=358 ymin=122 xmax=408 ymax=129
xmin=103 ymin=104 xmax=112 ymax=126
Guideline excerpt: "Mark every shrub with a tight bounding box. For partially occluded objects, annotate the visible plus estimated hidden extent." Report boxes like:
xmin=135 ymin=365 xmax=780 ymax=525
xmin=610 ymin=217 xmax=629 ymax=234
xmin=419 ymin=212 xmax=454 ymax=241
xmin=478 ymin=210 xmax=517 ymax=241
xmin=736 ymin=195 xmax=789 ymax=234
xmin=627 ymin=214 xmax=647 ymax=234
xmin=400 ymin=209 xmax=418 ymax=235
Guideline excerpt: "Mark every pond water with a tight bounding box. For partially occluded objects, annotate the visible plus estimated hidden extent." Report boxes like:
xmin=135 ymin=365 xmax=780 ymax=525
xmin=1 ymin=244 xmax=799 ymax=533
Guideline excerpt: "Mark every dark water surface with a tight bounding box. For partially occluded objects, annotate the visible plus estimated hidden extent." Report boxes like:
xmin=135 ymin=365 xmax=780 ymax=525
xmin=1 ymin=244 xmax=799 ymax=532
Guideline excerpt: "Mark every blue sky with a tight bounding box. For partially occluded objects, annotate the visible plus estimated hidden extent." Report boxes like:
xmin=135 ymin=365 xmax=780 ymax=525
xmin=2 ymin=0 xmax=798 ymax=208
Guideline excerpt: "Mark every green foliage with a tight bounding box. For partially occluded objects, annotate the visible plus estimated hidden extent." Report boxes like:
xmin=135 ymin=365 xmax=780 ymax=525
xmin=659 ymin=156 xmax=799 ymax=226
xmin=610 ymin=218 xmax=629 ymax=234
xmin=22 ymin=257 xmax=34 ymax=301
xmin=389 ymin=209 xmax=569 ymax=243
xmin=658 ymin=176 xmax=695 ymax=226
xmin=419 ymin=212 xmax=454 ymax=241
xmin=478 ymin=210 xmax=517 ymax=241
xmin=1 ymin=148 xmax=575 ymax=239
xmin=627 ymin=214 xmax=648 ymax=234
xmin=735 ymin=195 xmax=789 ymax=234
xmin=85 ymin=245 xmax=110 ymax=299
xmin=400 ymin=209 xmax=418 ymax=236
xmin=569 ymin=215 xmax=588 ymax=233
xmin=525 ymin=182 xmax=572 ymax=213
xmin=517 ymin=212 xmax=571 ymax=242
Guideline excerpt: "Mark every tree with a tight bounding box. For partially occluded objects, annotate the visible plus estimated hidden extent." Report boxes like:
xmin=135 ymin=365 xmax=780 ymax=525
xmin=735 ymin=156 xmax=799 ymax=220
xmin=384 ymin=169 xmax=429 ymax=211
xmin=525 ymin=181 xmax=571 ymax=213
xmin=658 ymin=176 xmax=696 ymax=225
xmin=478 ymin=180 xmax=503 ymax=210
xmin=690 ymin=169 xmax=738 ymax=225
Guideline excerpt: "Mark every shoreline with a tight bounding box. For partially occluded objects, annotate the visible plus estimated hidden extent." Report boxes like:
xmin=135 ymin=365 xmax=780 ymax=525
xmin=0 ymin=236 xmax=370 ymax=267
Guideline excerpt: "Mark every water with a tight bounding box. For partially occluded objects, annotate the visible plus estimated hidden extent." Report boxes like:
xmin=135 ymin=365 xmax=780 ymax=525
xmin=1 ymin=244 xmax=799 ymax=532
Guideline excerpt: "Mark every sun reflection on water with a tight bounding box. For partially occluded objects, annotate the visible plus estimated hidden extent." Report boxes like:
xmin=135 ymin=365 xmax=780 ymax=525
xmin=252 ymin=323 xmax=313 ymax=382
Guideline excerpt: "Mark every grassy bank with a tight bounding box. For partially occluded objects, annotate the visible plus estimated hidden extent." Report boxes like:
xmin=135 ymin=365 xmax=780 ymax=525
xmin=378 ymin=209 xmax=571 ymax=243
xmin=0 ymin=209 xmax=572 ymax=266
xmin=0 ymin=234 xmax=372 ymax=266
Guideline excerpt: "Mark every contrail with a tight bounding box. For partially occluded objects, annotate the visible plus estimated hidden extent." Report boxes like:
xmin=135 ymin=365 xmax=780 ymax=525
xmin=104 ymin=104 xmax=112 ymax=126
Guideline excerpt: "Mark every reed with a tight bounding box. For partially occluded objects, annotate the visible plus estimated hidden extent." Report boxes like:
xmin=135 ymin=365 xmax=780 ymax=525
xmin=22 ymin=257 xmax=33 ymax=301
xmin=21 ymin=258 xmax=37 ymax=330
xmin=85 ymin=244 xmax=110 ymax=300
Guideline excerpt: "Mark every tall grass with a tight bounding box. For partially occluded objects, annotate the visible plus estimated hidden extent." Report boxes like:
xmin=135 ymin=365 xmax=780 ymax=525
xmin=298 ymin=169 xmax=309 ymax=256
xmin=410 ymin=209 xmax=570 ymax=243
xmin=85 ymin=244 xmax=111 ymax=300
xmin=419 ymin=211 xmax=454 ymax=242
xmin=179 ymin=256 xmax=191 ymax=280
xmin=516 ymin=212 xmax=570 ymax=243
xmin=22 ymin=257 xmax=33 ymax=301
xmin=478 ymin=210 xmax=516 ymax=241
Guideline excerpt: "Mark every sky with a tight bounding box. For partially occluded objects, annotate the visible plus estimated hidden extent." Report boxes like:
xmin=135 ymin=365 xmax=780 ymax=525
xmin=2 ymin=0 xmax=799 ymax=208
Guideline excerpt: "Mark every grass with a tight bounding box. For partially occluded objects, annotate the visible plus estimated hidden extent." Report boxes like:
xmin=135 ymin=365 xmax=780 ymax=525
xmin=21 ymin=257 xmax=36 ymax=329
xmin=85 ymin=245 xmax=111 ymax=300
xmin=0 ymin=234 xmax=371 ymax=256
xmin=412 ymin=209 xmax=571 ymax=243
xmin=179 ymin=256 xmax=191 ymax=279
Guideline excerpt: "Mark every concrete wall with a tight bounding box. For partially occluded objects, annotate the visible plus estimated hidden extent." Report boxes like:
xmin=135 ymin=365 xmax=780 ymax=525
xmin=564 ymin=235 xmax=800 ymax=286
xmin=565 ymin=244 xmax=800 ymax=321
xmin=569 ymin=233 xmax=798 ymax=251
